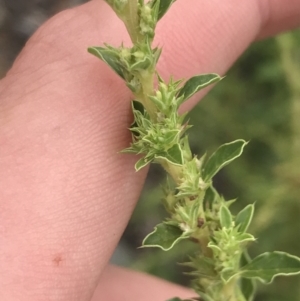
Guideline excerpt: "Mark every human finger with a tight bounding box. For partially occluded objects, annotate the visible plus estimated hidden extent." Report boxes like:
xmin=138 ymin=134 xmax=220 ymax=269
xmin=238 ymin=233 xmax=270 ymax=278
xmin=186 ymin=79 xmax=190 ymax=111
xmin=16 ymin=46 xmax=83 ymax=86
xmin=0 ymin=1 xmax=299 ymax=301
xmin=91 ymin=265 xmax=193 ymax=301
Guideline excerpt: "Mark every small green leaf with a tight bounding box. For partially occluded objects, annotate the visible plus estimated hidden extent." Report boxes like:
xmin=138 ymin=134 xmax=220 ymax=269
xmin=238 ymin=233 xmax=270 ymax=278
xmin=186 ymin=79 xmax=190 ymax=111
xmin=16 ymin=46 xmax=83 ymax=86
xmin=120 ymin=146 xmax=137 ymax=154
xmin=221 ymin=268 xmax=235 ymax=283
xmin=156 ymin=143 xmax=183 ymax=166
xmin=241 ymin=251 xmax=300 ymax=283
xmin=130 ymin=55 xmax=152 ymax=71
xmin=129 ymin=100 xmax=148 ymax=137
xmin=88 ymin=46 xmax=125 ymax=79
xmin=235 ymin=204 xmax=255 ymax=233
xmin=208 ymin=242 xmax=222 ymax=254
xmin=241 ymin=251 xmax=256 ymax=301
xmin=237 ymin=232 xmax=256 ymax=244
xmin=151 ymin=0 xmax=177 ymax=21
xmin=241 ymin=250 xmax=252 ymax=266
xmin=177 ymin=74 xmax=222 ymax=104
xmin=241 ymin=277 xmax=256 ymax=301
xmin=219 ymin=205 xmax=232 ymax=229
xmin=165 ymin=143 xmax=184 ymax=165
xmin=135 ymin=157 xmax=150 ymax=171
xmin=204 ymin=185 xmax=219 ymax=208
xmin=202 ymin=139 xmax=248 ymax=182
xmin=181 ymin=255 xmax=216 ymax=278
xmin=130 ymin=100 xmax=145 ymax=128
xmin=142 ymin=223 xmax=187 ymax=251
xmin=132 ymin=100 xmax=145 ymax=114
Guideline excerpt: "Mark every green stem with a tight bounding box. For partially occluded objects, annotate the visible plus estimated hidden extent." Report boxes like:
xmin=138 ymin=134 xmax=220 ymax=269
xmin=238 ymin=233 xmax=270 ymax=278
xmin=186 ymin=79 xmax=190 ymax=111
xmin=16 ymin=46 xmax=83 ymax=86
xmin=222 ymin=279 xmax=246 ymax=301
xmin=160 ymin=160 xmax=183 ymax=184
xmin=121 ymin=1 xmax=143 ymax=44
xmin=135 ymin=70 xmax=157 ymax=119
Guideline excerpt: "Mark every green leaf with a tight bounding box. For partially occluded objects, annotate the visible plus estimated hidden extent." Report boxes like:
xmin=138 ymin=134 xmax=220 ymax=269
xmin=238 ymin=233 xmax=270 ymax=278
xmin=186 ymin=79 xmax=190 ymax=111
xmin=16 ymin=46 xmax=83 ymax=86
xmin=204 ymin=185 xmax=219 ymax=208
xmin=235 ymin=204 xmax=255 ymax=233
xmin=241 ymin=277 xmax=256 ymax=301
xmin=237 ymin=232 xmax=255 ymax=244
xmin=135 ymin=157 xmax=150 ymax=171
xmin=181 ymin=255 xmax=216 ymax=278
xmin=177 ymin=74 xmax=222 ymax=104
xmin=241 ymin=251 xmax=300 ymax=283
xmin=165 ymin=143 xmax=184 ymax=165
xmin=88 ymin=46 xmax=125 ymax=79
xmin=130 ymin=55 xmax=152 ymax=71
xmin=156 ymin=143 xmax=183 ymax=166
xmin=130 ymin=100 xmax=145 ymax=129
xmin=241 ymin=250 xmax=252 ymax=266
xmin=202 ymin=139 xmax=248 ymax=182
xmin=132 ymin=100 xmax=145 ymax=114
xmin=219 ymin=205 xmax=232 ymax=229
xmin=120 ymin=146 xmax=137 ymax=154
xmin=151 ymin=0 xmax=177 ymax=21
xmin=142 ymin=223 xmax=187 ymax=251
xmin=240 ymin=251 xmax=256 ymax=301
xmin=221 ymin=268 xmax=235 ymax=283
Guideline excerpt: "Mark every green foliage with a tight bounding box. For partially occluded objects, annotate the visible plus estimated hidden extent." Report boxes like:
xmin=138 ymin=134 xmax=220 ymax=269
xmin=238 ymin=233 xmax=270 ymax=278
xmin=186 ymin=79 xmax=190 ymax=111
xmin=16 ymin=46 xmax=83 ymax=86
xmin=202 ymin=140 xmax=248 ymax=181
xmin=88 ymin=2 xmax=300 ymax=301
xmin=177 ymin=74 xmax=222 ymax=104
xmin=235 ymin=205 xmax=255 ymax=233
xmin=240 ymin=252 xmax=300 ymax=283
xmin=240 ymin=251 xmax=257 ymax=301
xmin=150 ymin=0 xmax=177 ymax=21
xmin=241 ymin=277 xmax=256 ymax=301
xmin=88 ymin=46 xmax=126 ymax=79
xmin=142 ymin=223 xmax=188 ymax=251
xmin=219 ymin=205 xmax=232 ymax=229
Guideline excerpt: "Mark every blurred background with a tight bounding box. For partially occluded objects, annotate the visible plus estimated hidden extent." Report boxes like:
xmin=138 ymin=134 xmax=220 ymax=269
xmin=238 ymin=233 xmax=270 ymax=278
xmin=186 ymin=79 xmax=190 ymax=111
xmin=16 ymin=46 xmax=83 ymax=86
xmin=0 ymin=1 xmax=299 ymax=300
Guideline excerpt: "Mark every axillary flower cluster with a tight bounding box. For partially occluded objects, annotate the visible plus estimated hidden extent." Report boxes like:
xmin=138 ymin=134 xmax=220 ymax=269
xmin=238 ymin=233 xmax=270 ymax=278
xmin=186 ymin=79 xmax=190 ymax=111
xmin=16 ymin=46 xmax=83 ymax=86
xmin=88 ymin=1 xmax=300 ymax=301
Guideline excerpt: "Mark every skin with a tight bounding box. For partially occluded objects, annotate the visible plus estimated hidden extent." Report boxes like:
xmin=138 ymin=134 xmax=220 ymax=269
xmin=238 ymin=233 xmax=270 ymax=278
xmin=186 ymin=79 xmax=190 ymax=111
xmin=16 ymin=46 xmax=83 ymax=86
xmin=0 ymin=0 xmax=299 ymax=300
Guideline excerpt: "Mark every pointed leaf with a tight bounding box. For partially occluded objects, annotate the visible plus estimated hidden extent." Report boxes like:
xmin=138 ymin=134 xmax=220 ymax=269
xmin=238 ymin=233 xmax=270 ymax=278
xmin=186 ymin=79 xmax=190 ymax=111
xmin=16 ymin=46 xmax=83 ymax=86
xmin=177 ymin=74 xmax=222 ymax=104
xmin=156 ymin=143 xmax=183 ymax=166
xmin=202 ymin=140 xmax=248 ymax=181
xmin=237 ymin=232 xmax=256 ymax=244
xmin=241 ymin=250 xmax=252 ymax=265
xmin=219 ymin=205 xmax=232 ymax=229
xmin=235 ymin=204 xmax=255 ymax=233
xmin=142 ymin=223 xmax=187 ymax=251
xmin=132 ymin=100 xmax=145 ymax=114
xmin=221 ymin=268 xmax=236 ymax=283
xmin=181 ymin=255 xmax=216 ymax=277
xmin=165 ymin=143 xmax=184 ymax=165
xmin=135 ymin=157 xmax=150 ymax=171
xmin=204 ymin=185 xmax=219 ymax=208
xmin=130 ymin=56 xmax=152 ymax=71
xmin=241 ymin=277 xmax=256 ymax=301
xmin=88 ymin=46 xmax=125 ymax=79
xmin=120 ymin=146 xmax=137 ymax=154
xmin=151 ymin=0 xmax=177 ymax=21
xmin=130 ymin=100 xmax=148 ymax=136
xmin=241 ymin=251 xmax=300 ymax=283
xmin=240 ymin=251 xmax=256 ymax=301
